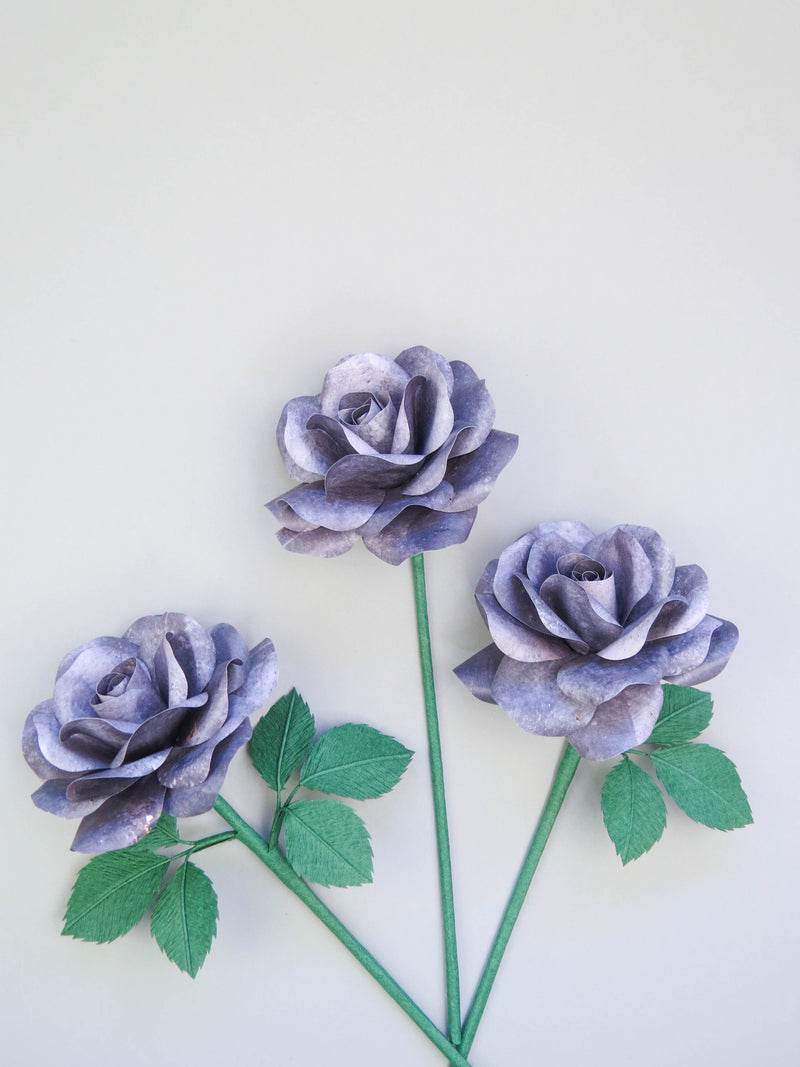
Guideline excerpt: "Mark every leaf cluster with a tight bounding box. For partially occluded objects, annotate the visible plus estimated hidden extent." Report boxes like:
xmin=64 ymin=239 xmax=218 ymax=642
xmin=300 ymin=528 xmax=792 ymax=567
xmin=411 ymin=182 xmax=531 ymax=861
xmin=63 ymin=815 xmax=218 ymax=979
xmin=248 ymin=689 xmax=413 ymax=888
xmin=601 ymin=685 xmax=752 ymax=865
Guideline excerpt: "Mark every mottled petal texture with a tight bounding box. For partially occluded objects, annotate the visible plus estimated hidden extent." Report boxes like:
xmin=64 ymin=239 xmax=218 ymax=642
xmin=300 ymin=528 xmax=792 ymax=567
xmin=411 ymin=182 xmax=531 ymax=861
xmin=22 ymin=614 xmax=278 ymax=853
xmin=268 ymin=346 xmax=518 ymax=564
xmin=455 ymin=523 xmax=737 ymax=760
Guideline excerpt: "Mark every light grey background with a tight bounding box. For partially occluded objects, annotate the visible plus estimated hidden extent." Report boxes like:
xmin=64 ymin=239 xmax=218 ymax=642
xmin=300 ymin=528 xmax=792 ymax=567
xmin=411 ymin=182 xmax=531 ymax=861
xmin=2 ymin=3 xmax=797 ymax=1065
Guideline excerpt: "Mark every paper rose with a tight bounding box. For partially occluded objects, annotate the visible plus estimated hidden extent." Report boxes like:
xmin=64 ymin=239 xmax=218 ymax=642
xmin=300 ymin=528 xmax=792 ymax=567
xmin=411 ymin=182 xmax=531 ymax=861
xmin=22 ymin=613 xmax=278 ymax=853
xmin=455 ymin=522 xmax=738 ymax=760
xmin=267 ymin=346 xmax=518 ymax=564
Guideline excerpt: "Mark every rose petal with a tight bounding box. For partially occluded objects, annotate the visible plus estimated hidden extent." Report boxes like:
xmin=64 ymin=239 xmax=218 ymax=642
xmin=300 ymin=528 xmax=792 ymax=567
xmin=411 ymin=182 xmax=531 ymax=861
xmin=278 ymin=395 xmax=338 ymax=481
xmin=208 ymin=623 xmax=249 ymax=668
xmin=31 ymin=780 xmax=104 ymax=819
xmin=524 ymin=525 xmax=595 ymax=588
xmin=276 ymin=525 xmax=360 ymax=557
xmin=584 ymin=527 xmax=654 ymax=623
xmin=476 ymin=592 xmax=572 ymax=663
xmin=66 ymin=750 xmax=172 ymax=801
xmin=649 ymin=564 xmax=710 ymax=640
xmin=30 ymin=705 xmax=110 ymax=774
xmin=323 ymin=450 xmax=425 ymax=498
xmin=664 ymin=617 xmax=738 ymax=686
xmin=595 ymin=593 xmax=687 ymax=661
xmin=362 ymin=506 xmax=477 ymax=565
xmin=153 ymin=634 xmax=190 ymax=707
xmin=556 ymin=646 xmax=668 ymax=706
xmin=394 ymin=345 xmax=454 ymax=392
xmin=267 ymin=482 xmax=383 ymax=532
xmin=124 ymin=614 xmax=218 ymax=695
xmin=448 ymin=361 xmax=496 ymax=456
xmin=319 ymin=352 xmax=411 ymax=414
xmin=538 ymin=574 xmax=623 ymax=651
xmin=164 ymin=720 xmax=252 ymax=817
xmin=358 ymin=483 xmax=455 ymax=537
xmin=52 ymin=638 xmax=139 ymax=725
xmin=567 ymin=684 xmax=663 ymax=760
xmin=445 ymin=429 xmax=519 ymax=510
xmin=453 ymin=644 xmax=505 ymax=703
xmin=233 ymin=637 xmax=279 ymax=717
xmin=118 ymin=696 xmax=207 ymax=764
xmin=90 ymin=658 xmax=164 ymax=724
xmin=71 ymin=775 xmax=167 ymax=854
xmin=492 ymin=656 xmax=594 ymax=735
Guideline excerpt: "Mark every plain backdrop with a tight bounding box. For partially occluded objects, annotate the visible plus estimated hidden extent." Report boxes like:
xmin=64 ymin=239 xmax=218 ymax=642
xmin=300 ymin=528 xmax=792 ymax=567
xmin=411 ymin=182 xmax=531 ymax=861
xmin=2 ymin=3 xmax=798 ymax=1065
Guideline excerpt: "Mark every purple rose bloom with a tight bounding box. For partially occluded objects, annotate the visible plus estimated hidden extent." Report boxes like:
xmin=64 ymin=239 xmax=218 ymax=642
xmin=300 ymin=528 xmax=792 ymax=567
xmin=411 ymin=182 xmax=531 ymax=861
xmin=267 ymin=346 xmax=518 ymax=565
xmin=22 ymin=613 xmax=278 ymax=853
xmin=455 ymin=522 xmax=738 ymax=760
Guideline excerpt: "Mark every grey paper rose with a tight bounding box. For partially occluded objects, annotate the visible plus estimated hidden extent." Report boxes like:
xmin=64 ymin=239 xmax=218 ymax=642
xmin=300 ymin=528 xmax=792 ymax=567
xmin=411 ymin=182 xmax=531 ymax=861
xmin=455 ymin=522 xmax=738 ymax=760
xmin=267 ymin=346 xmax=518 ymax=564
xmin=22 ymin=613 xmax=278 ymax=853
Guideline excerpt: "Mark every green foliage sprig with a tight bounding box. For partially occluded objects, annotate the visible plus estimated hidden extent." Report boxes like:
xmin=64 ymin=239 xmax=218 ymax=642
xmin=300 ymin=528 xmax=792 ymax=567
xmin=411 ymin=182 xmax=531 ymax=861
xmin=601 ymin=685 xmax=752 ymax=864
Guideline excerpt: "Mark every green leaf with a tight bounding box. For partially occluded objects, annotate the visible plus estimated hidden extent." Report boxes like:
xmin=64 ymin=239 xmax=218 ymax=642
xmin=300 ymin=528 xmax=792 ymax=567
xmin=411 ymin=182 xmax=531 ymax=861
xmin=601 ymin=757 xmax=667 ymax=864
xmin=300 ymin=724 xmax=413 ymax=800
xmin=649 ymin=743 xmax=753 ymax=830
xmin=129 ymin=814 xmax=183 ymax=852
xmin=647 ymin=685 xmax=714 ymax=746
xmin=62 ymin=849 xmax=170 ymax=943
xmin=150 ymin=860 xmax=218 ymax=978
xmin=249 ymin=688 xmax=315 ymax=793
xmin=284 ymin=799 xmax=373 ymax=887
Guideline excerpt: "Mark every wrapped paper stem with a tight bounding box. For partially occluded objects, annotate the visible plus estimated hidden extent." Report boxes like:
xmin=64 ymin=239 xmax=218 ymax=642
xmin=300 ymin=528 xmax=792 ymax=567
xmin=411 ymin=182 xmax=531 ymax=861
xmin=213 ymin=796 xmax=473 ymax=1067
xmin=411 ymin=553 xmax=462 ymax=1046
xmin=455 ymin=743 xmax=581 ymax=1061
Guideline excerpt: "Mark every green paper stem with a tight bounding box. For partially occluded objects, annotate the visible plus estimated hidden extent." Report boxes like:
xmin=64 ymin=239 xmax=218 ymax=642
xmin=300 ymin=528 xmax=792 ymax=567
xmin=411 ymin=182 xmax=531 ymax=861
xmin=411 ymin=552 xmax=462 ymax=1047
xmin=213 ymin=796 xmax=473 ymax=1067
xmin=456 ymin=743 xmax=581 ymax=1061
xmin=186 ymin=830 xmax=238 ymax=855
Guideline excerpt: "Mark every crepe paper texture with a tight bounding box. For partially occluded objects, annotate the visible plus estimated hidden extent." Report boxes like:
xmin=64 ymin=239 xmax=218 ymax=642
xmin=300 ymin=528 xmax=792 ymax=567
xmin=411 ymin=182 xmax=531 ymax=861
xmin=61 ymin=813 xmax=234 ymax=977
xmin=22 ymin=612 xmax=278 ymax=853
xmin=267 ymin=346 xmax=518 ymax=564
xmin=601 ymin=684 xmax=751 ymax=863
xmin=248 ymin=688 xmax=413 ymax=886
xmin=455 ymin=521 xmax=738 ymax=760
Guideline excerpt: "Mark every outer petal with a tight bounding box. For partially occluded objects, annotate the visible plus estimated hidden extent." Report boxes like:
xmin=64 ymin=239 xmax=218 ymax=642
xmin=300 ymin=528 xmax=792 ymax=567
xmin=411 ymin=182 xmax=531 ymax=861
xmin=445 ymin=430 xmax=519 ymax=510
xmin=208 ymin=623 xmax=249 ymax=667
xmin=358 ymin=483 xmax=455 ymax=537
xmin=31 ymin=780 xmax=105 ymax=819
xmin=492 ymin=656 xmax=594 ymax=735
xmin=649 ymin=564 xmax=710 ymax=640
xmin=362 ymin=506 xmax=477 ymax=565
xmin=324 ymin=451 xmax=425 ymax=497
xmin=232 ymin=637 xmax=279 ymax=717
xmin=448 ymin=361 xmax=496 ymax=456
xmin=663 ymin=617 xmax=739 ymax=686
xmin=28 ymin=705 xmax=110 ymax=774
xmin=267 ymin=483 xmax=383 ymax=532
xmin=453 ymin=644 xmax=504 ymax=703
xmin=567 ymin=684 xmax=663 ymax=761
xmin=71 ymin=775 xmax=167 ymax=854
xmin=394 ymin=346 xmax=454 ymax=393
xmin=556 ymin=646 xmax=668 ymax=706
xmin=278 ymin=395 xmax=337 ymax=482
xmin=276 ymin=526 xmax=360 ymax=557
